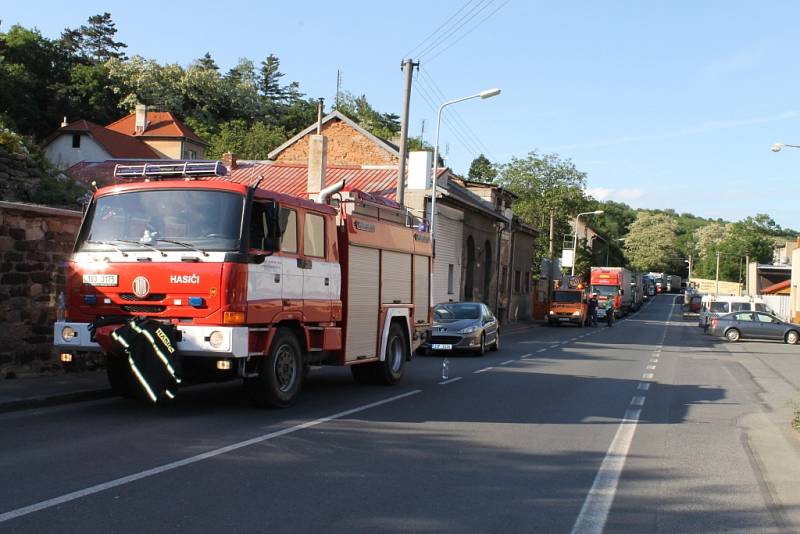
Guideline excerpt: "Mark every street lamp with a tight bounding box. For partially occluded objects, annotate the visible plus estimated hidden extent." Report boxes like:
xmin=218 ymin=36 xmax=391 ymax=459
xmin=571 ymin=210 xmax=604 ymax=276
xmin=771 ymin=142 xmax=800 ymax=152
xmin=429 ymin=87 xmax=501 ymax=305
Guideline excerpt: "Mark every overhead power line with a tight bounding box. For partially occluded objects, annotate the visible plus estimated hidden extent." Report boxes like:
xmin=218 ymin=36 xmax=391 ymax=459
xmin=424 ymin=0 xmax=513 ymax=64
xmin=418 ymin=67 xmax=497 ymax=161
xmin=413 ymin=80 xmax=482 ymax=161
xmin=415 ymin=0 xmax=498 ymax=61
xmin=403 ymin=0 xmax=479 ymax=59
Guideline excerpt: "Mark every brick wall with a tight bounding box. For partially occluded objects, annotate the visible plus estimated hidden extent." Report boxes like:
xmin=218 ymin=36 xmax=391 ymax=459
xmin=0 ymin=201 xmax=82 ymax=375
xmin=274 ymin=120 xmax=398 ymax=166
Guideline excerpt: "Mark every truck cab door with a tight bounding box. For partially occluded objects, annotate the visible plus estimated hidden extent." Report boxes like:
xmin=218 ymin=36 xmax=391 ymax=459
xmin=301 ymin=211 xmax=331 ymax=322
xmin=278 ymin=207 xmax=304 ymax=317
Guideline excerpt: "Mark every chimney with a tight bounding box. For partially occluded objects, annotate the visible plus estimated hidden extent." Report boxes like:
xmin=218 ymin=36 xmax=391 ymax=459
xmin=135 ymin=104 xmax=147 ymax=134
xmin=60 ymin=116 xmax=68 ymax=128
xmin=407 ymin=151 xmax=433 ymax=190
xmin=307 ymin=134 xmax=328 ymax=197
xmin=221 ymin=152 xmax=238 ymax=170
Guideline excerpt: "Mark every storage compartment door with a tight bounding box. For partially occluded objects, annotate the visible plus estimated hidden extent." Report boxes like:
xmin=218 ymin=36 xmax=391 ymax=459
xmin=413 ymin=254 xmax=430 ymax=324
xmin=346 ymin=246 xmax=379 ymax=361
xmin=381 ymin=251 xmax=412 ymax=304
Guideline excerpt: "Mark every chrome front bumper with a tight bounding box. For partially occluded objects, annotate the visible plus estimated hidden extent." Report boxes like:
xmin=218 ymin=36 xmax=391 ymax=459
xmin=54 ymin=321 xmax=250 ymax=358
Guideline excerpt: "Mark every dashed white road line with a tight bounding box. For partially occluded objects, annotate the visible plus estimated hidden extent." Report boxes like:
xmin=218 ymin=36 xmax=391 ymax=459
xmin=438 ymin=377 xmax=463 ymax=385
xmin=630 ymin=396 xmax=646 ymax=407
xmin=637 ymin=382 xmax=651 ymax=391
xmin=536 ymin=348 xmax=547 ymax=353
xmin=643 ymin=373 xmax=654 ymax=380
xmin=571 ymin=408 xmax=642 ymax=534
xmin=646 ymin=365 xmax=657 ymax=370
xmin=500 ymin=360 xmax=514 ymax=365
xmin=473 ymin=367 xmax=492 ymax=374
xmin=0 ymin=389 xmax=422 ymax=524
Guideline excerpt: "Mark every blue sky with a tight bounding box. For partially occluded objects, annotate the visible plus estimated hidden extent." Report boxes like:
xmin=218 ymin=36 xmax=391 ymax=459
xmin=4 ymin=1 xmax=800 ymax=228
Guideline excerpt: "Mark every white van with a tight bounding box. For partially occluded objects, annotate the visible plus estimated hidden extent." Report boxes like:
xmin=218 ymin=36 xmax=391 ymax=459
xmin=698 ymin=295 xmax=773 ymax=330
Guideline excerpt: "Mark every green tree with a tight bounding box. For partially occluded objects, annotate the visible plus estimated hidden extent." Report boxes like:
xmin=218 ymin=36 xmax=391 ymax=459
xmin=496 ymin=151 xmax=591 ymax=279
xmin=207 ymin=120 xmax=288 ymax=160
xmin=60 ymin=13 xmax=127 ymax=63
xmin=467 ymin=154 xmax=497 ymax=183
xmin=623 ymin=212 xmax=681 ymax=272
xmin=0 ymin=24 xmax=69 ymax=139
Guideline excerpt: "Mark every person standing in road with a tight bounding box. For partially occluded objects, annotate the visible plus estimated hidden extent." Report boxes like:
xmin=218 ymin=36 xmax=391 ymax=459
xmin=605 ymin=300 xmax=614 ymax=327
xmin=587 ymin=294 xmax=598 ymax=326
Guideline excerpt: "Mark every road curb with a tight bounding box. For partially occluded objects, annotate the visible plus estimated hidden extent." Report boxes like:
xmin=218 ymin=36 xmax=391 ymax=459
xmin=0 ymin=388 xmax=114 ymax=414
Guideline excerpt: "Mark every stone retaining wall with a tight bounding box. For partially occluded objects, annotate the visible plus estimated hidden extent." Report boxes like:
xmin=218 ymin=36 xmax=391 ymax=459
xmin=0 ymin=201 xmax=82 ymax=375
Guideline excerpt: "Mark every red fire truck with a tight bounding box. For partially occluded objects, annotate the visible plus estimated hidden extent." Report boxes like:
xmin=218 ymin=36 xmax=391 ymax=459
xmin=54 ymin=162 xmax=432 ymax=407
xmin=589 ymin=267 xmax=633 ymax=318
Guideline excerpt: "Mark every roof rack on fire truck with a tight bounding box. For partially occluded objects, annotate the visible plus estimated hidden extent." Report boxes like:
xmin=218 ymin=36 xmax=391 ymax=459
xmin=113 ymin=161 xmax=227 ymax=180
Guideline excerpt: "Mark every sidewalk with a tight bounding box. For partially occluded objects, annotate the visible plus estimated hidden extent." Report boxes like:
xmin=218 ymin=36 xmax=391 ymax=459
xmin=0 ymin=370 xmax=112 ymax=413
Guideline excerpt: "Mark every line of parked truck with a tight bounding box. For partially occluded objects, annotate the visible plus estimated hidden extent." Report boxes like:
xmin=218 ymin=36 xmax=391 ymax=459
xmin=547 ymin=267 xmax=684 ymax=326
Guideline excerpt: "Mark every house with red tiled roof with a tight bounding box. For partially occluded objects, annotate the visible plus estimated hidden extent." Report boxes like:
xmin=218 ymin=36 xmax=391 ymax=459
xmin=42 ymin=105 xmax=208 ymax=169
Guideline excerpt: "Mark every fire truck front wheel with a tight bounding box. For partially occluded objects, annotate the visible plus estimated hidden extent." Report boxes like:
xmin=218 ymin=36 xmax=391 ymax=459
xmin=106 ymin=355 xmax=138 ymax=399
xmin=245 ymin=328 xmax=303 ymax=408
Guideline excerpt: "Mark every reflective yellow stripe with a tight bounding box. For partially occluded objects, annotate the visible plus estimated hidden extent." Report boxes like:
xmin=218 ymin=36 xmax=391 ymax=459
xmin=129 ymin=322 xmax=179 ymax=380
xmin=111 ymin=331 xmax=129 ymax=349
xmin=127 ymin=356 xmax=157 ymax=403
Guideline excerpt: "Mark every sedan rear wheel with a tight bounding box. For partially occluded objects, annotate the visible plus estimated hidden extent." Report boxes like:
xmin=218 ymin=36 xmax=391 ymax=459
xmin=785 ymin=330 xmax=799 ymax=345
xmin=725 ymin=328 xmax=741 ymax=342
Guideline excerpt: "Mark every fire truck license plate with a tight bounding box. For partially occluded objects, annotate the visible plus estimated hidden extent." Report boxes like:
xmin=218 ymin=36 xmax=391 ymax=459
xmin=432 ymin=344 xmax=452 ymax=350
xmin=82 ymin=274 xmax=118 ymax=286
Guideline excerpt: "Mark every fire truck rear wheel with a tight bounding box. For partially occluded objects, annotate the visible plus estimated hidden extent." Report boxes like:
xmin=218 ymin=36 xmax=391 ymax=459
xmin=375 ymin=322 xmax=407 ymax=385
xmin=246 ymin=328 xmax=303 ymax=408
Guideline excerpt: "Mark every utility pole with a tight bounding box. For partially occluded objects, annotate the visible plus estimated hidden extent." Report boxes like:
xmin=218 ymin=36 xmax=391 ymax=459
xmin=335 ymin=70 xmax=341 ymax=109
xmin=745 ymin=254 xmax=750 ymax=295
xmin=548 ymin=210 xmax=555 ymax=291
xmin=316 ymin=98 xmax=324 ymax=134
xmin=715 ymin=251 xmax=721 ymax=297
xmin=396 ymin=58 xmax=418 ymax=206
xmin=687 ymin=254 xmax=693 ymax=282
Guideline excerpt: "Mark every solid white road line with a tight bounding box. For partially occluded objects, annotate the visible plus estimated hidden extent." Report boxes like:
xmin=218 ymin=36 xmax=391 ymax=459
xmin=630 ymin=396 xmax=646 ymax=407
xmin=438 ymin=377 xmax=463 ymax=385
xmin=474 ymin=367 xmax=493 ymax=374
xmin=637 ymin=383 xmax=651 ymax=391
xmin=500 ymin=360 xmax=514 ymax=365
xmin=642 ymin=373 xmax=654 ymax=380
xmin=571 ymin=408 xmax=642 ymax=534
xmin=0 ymin=389 xmax=422 ymax=523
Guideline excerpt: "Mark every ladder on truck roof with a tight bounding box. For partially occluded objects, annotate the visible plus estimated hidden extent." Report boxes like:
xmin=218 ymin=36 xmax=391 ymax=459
xmin=113 ymin=161 xmax=227 ymax=179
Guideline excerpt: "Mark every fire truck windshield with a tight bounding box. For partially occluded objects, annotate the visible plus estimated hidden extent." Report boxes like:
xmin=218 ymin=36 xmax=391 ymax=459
xmin=77 ymin=189 xmax=244 ymax=253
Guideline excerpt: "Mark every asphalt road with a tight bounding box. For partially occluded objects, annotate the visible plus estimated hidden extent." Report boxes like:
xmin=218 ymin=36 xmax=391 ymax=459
xmin=1 ymin=295 xmax=799 ymax=533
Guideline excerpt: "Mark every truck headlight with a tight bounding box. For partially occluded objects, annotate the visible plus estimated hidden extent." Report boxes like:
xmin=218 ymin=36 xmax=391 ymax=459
xmin=572 ymin=311 xmax=581 ymax=316
xmin=61 ymin=326 xmax=77 ymax=341
xmin=208 ymin=330 xmax=225 ymax=348
xmin=458 ymin=325 xmax=480 ymax=334
xmin=549 ymin=310 xmax=555 ymax=315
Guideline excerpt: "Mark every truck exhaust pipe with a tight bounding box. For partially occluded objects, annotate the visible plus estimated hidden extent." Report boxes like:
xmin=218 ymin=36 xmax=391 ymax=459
xmin=319 ymin=179 xmax=345 ymax=204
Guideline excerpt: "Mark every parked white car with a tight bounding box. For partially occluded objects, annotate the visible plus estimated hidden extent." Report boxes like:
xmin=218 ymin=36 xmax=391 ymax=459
xmin=698 ymin=295 xmax=773 ymax=331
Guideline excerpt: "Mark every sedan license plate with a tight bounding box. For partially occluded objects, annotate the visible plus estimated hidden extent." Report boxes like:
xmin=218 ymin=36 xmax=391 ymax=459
xmin=82 ymin=273 xmax=118 ymax=286
xmin=558 ymin=318 xmax=570 ymax=322
xmin=431 ymin=344 xmax=452 ymax=350
xmin=597 ymin=309 xmax=606 ymax=318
